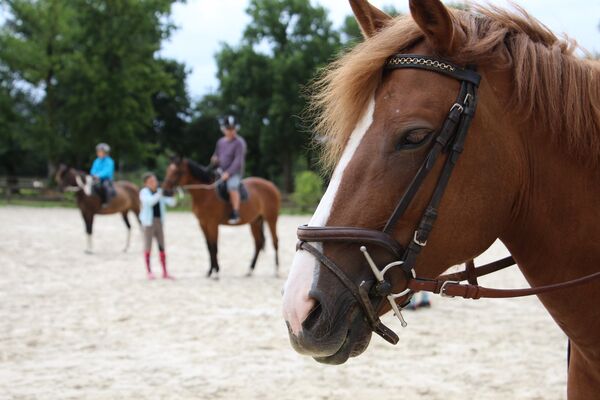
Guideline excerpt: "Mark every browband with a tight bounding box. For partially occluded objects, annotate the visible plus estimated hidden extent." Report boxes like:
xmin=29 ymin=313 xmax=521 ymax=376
xmin=385 ymin=54 xmax=481 ymax=86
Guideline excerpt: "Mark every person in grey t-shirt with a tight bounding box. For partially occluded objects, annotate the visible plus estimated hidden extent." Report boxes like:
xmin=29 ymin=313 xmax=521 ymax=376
xmin=211 ymin=115 xmax=247 ymax=224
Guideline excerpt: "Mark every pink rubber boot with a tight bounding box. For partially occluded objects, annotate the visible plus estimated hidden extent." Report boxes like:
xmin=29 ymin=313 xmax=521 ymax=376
xmin=145 ymin=251 xmax=156 ymax=280
xmin=160 ymin=251 xmax=174 ymax=280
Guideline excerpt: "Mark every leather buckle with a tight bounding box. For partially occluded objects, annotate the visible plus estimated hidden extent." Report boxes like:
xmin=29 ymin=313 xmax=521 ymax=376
xmin=450 ymin=103 xmax=464 ymax=114
xmin=440 ymin=280 xmax=460 ymax=298
xmin=413 ymin=230 xmax=427 ymax=247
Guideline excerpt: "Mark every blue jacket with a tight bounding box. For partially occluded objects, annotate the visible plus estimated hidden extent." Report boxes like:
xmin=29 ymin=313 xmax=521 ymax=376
xmin=139 ymin=187 xmax=176 ymax=227
xmin=90 ymin=156 xmax=115 ymax=180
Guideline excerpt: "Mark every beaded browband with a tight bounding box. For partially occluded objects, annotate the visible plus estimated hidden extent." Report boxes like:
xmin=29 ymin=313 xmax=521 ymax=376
xmin=385 ymin=54 xmax=481 ymax=86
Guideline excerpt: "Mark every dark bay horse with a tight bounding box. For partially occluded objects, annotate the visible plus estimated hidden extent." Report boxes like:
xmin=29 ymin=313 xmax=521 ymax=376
xmin=162 ymin=158 xmax=280 ymax=278
xmin=56 ymin=165 xmax=140 ymax=253
xmin=282 ymin=0 xmax=600 ymax=398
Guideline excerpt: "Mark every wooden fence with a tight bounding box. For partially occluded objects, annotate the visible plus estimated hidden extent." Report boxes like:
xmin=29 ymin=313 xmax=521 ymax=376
xmin=0 ymin=177 xmax=64 ymax=201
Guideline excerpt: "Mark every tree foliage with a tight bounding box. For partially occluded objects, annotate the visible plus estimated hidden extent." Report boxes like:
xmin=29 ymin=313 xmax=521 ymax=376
xmin=0 ymin=0 xmax=413 ymax=195
xmin=292 ymin=170 xmax=323 ymax=211
xmin=212 ymin=0 xmax=341 ymax=191
xmin=0 ymin=0 xmax=183 ymax=175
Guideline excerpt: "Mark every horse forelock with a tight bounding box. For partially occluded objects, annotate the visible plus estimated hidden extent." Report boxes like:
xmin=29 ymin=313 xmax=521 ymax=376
xmin=312 ymin=4 xmax=600 ymax=172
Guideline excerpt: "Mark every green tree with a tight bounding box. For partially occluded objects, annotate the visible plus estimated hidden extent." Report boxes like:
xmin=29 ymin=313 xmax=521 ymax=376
xmin=292 ymin=170 xmax=323 ymax=211
xmin=58 ymin=0 xmax=178 ymax=169
xmin=214 ymin=0 xmax=341 ymax=192
xmin=216 ymin=44 xmax=273 ymax=176
xmin=143 ymin=58 xmax=191 ymax=168
xmin=0 ymin=0 xmax=182 ymax=174
xmin=0 ymin=65 xmax=43 ymax=176
xmin=179 ymin=93 xmax=224 ymax=165
xmin=340 ymin=5 xmax=401 ymax=48
xmin=0 ymin=0 xmax=77 ymax=176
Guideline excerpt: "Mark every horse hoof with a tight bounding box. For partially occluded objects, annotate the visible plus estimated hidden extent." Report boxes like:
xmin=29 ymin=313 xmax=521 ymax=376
xmin=245 ymin=271 xmax=253 ymax=278
xmin=85 ymin=250 xmax=93 ymax=255
xmin=211 ymin=274 xmax=220 ymax=281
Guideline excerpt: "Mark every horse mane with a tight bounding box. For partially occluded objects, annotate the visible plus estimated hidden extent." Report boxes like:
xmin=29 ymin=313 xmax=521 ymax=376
xmin=311 ymin=4 xmax=600 ymax=171
xmin=185 ymin=159 xmax=213 ymax=183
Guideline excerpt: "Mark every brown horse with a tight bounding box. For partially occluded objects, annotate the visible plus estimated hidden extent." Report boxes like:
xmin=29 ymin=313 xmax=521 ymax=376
xmin=282 ymin=0 xmax=600 ymax=398
xmin=162 ymin=158 xmax=280 ymax=278
xmin=56 ymin=165 xmax=140 ymax=253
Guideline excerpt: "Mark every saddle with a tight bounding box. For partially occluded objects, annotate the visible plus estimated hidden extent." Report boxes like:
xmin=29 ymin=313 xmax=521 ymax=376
xmin=216 ymin=181 xmax=249 ymax=203
xmin=93 ymin=179 xmax=116 ymax=205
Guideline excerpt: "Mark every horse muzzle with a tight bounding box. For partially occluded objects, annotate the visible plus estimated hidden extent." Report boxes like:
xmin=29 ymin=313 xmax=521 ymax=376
xmin=286 ymin=289 xmax=373 ymax=365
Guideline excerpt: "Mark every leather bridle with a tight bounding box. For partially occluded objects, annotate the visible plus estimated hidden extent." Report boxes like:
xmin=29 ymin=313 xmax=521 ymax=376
xmin=164 ymin=163 xmax=184 ymax=190
xmin=296 ymin=54 xmax=600 ymax=345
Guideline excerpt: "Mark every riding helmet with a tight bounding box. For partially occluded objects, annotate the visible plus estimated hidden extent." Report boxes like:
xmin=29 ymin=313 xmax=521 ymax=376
xmin=219 ymin=115 xmax=239 ymax=130
xmin=96 ymin=142 xmax=111 ymax=153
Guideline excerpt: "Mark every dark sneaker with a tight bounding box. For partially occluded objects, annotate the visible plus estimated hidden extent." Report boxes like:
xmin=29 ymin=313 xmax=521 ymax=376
xmin=228 ymin=210 xmax=241 ymax=224
xmin=417 ymin=301 xmax=431 ymax=308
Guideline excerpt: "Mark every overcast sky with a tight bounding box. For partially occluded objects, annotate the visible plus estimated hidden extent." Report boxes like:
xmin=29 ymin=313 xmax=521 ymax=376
xmin=161 ymin=0 xmax=599 ymax=99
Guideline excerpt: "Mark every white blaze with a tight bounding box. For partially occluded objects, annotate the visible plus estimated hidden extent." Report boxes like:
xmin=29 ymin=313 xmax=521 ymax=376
xmin=282 ymin=98 xmax=375 ymax=335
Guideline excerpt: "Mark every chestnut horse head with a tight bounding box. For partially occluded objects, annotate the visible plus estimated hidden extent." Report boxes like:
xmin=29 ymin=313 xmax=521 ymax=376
xmin=282 ymin=0 xmax=600 ymax=377
xmin=162 ymin=157 xmax=216 ymax=193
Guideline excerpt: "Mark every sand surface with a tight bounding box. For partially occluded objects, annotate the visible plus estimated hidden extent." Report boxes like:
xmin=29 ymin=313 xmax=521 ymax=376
xmin=0 ymin=206 xmax=567 ymax=399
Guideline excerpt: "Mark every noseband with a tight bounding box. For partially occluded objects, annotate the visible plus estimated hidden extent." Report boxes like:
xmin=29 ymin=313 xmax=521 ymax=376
xmin=297 ymin=54 xmax=600 ymax=345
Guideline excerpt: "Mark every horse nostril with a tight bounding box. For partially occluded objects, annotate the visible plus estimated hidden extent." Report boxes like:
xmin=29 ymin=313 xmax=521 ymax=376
xmin=301 ymin=301 xmax=323 ymax=332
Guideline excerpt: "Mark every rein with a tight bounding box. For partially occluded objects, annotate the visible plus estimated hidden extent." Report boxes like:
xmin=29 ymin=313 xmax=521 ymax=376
xmin=296 ymin=54 xmax=600 ymax=345
xmin=181 ymin=182 xmax=219 ymax=190
xmin=165 ymin=160 xmax=219 ymax=192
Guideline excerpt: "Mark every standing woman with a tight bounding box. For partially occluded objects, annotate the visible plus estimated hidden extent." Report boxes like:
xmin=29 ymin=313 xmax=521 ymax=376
xmin=139 ymin=172 xmax=176 ymax=280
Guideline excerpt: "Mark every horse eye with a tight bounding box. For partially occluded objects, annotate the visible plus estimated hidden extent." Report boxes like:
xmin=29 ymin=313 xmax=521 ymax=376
xmin=396 ymin=129 xmax=433 ymax=150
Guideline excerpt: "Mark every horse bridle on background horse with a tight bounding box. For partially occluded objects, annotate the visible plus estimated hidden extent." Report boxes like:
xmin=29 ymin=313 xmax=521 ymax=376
xmin=164 ymin=160 xmax=220 ymax=192
xmin=296 ymin=54 xmax=600 ymax=345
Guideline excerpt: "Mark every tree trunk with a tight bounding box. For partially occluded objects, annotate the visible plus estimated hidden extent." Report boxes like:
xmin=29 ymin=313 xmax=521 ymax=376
xmin=47 ymin=160 xmax=57 ymax=182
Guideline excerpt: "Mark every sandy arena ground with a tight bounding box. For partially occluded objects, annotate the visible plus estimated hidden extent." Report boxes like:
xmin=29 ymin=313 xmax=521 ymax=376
xmin=0 ymin=206 xmax=567 ymax=399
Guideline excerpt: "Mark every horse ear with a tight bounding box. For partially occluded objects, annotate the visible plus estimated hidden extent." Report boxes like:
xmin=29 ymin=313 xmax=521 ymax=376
xmin=409 ymin=0 xmax=465 ymax=55
xmin=349 ymin=0 xmax=392 ymax=38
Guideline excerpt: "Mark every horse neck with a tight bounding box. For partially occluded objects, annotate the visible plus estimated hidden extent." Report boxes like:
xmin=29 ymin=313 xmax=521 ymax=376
xmin=500 ymin=123 xmax=600 ymax=355
xmin=183 ymin=173 xmax=213 ymax=207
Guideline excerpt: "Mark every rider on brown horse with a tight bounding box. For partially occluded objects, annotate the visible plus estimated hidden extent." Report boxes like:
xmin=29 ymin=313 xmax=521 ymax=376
xmin=211 ymin=115 xmax=247 ymax=224
xmin=90 ymin=142 xmax=115 ymax=205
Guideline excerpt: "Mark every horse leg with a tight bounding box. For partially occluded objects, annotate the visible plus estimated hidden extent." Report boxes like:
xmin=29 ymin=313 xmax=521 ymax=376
xmin=266 ymin=214 xmax=280 ymax=277
xmin=200 ymin=223 xmax=219 ymax=279
xmin=567 ymin=344 xmax=600 ymax=399
xmin=83 ymin=212 xmax=94 ymax=254
xmin=247 ymin=217 xmax=265 ymax=277
xmin=122 ymin=211 xmax=132 ymax=252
